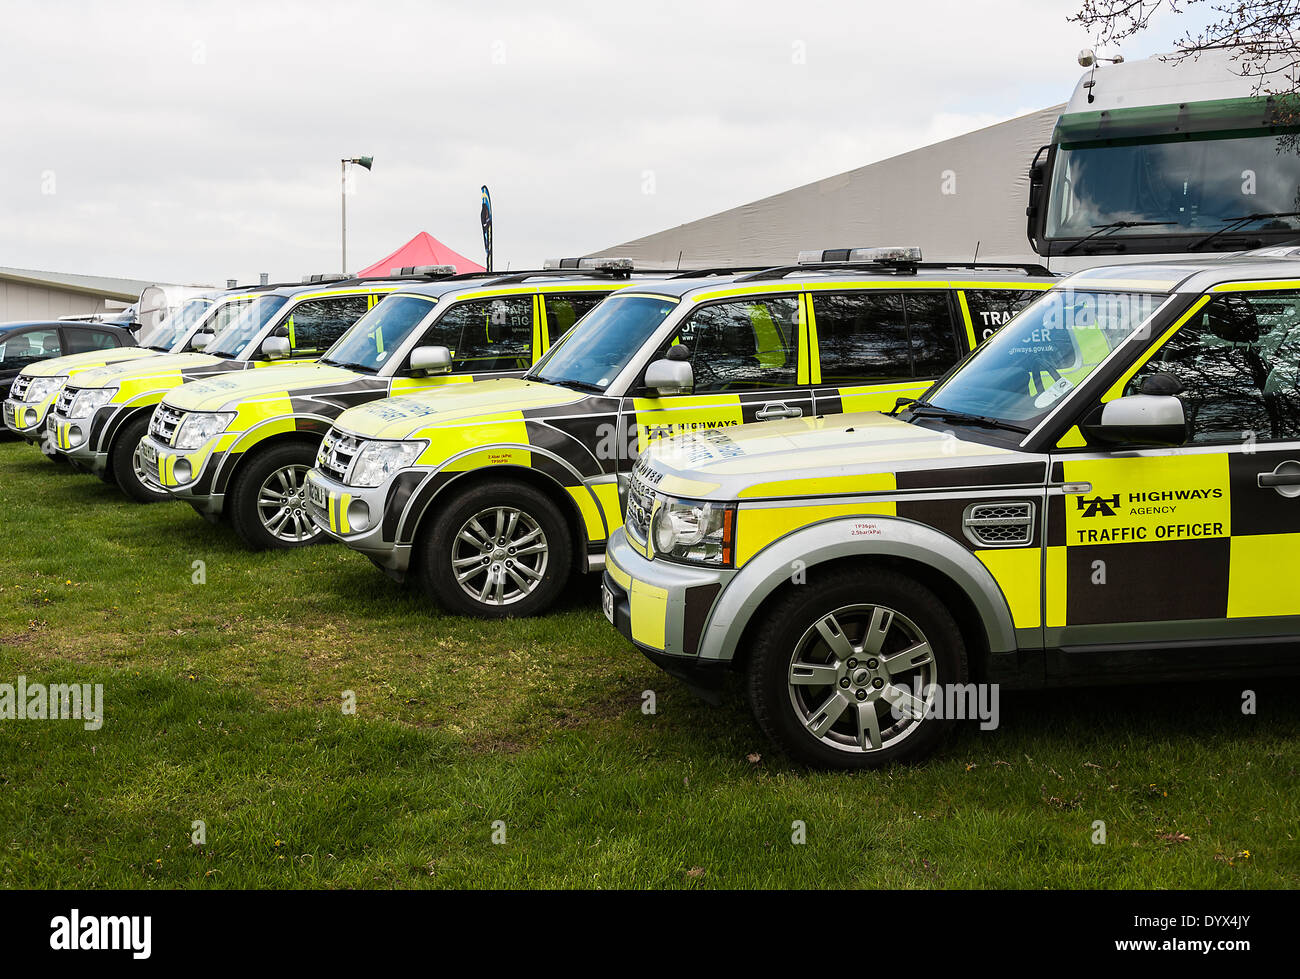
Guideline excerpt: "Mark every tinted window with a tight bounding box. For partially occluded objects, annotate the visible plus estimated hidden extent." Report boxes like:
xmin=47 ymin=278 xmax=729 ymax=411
xmin=1127 ymin=292 xmax=1300 ymax=443
xmin=963 ymin=289 xmax=1045 ymax=344
xmin=419 ymin=296 xmax=532 ymax=373
xmin=678 ymin=297 xmax=799 ymax=392
xmin=812 ymin=292 xmax=958 ymax=383
xmin=905 ymin=293 xmax=960 ymax=378
xmin=543 ymin=292 xmax=607 ymax=342
xmin=0 ymin=328 xmax=61 ymax=368
xmin=65 ymin=329 xmax=122 ymax=354
xmin=286 ymin=296 xmax=372 ymax=356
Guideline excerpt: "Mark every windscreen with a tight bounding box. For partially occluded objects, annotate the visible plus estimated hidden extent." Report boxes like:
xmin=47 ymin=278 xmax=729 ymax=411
xmin=1047 ymin=132 xmax=1300 ymax=241
xmin=321 ymin=295 xmax=436 ymax=372
xmin=924 ymin=289 xmax=1163 ymax=426
xmin=205 ymin=295 xmax=290 ymax=358
xmin=136 ymin=297 xmax=213 ymax=351
xmin=528 ymin=293 xmax=678 ymax=390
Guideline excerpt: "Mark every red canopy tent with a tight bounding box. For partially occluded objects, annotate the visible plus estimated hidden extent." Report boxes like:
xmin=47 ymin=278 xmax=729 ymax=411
xmin=359 ymin=231 xmax=485 ymax=276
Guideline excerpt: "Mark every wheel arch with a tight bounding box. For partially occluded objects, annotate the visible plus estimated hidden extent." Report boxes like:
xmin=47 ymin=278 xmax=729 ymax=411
xmin=406 ymin=462 xmax=592 ymax=573
xmin=699 ymin=516 xmax=1019 ymax=678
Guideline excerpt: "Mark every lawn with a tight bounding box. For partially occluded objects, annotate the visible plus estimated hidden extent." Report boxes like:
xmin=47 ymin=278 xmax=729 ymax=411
xmin=0 ymin=438 xmax=1296 ymax=888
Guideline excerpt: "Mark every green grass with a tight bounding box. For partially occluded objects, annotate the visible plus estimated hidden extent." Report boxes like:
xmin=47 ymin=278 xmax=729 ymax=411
xmin=0 ymin=439 xmax=1296 ymax=888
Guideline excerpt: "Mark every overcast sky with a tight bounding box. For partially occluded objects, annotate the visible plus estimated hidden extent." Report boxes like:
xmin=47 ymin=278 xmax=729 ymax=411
xmin=1 ymin=0 xmax=1201 ymax=285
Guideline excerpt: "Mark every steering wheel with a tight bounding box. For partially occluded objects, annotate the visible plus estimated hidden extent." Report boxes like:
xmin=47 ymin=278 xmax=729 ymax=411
xmin=1024 ymin=353 xmax=1063 ymax=397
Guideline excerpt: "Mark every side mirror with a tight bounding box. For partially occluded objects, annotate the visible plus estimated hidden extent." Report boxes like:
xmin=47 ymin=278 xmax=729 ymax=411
xmin=261 ymin=336 xmax=291 ymax=360
xmin=190 ymin=331 xmax=214 ymax=351
xmin=410 ymin=345 xmax=452 ymax=374
xmin=1081 ymin=394 xmax=1186 ymax=448
xmin=644 ymin=357 xmax=693 ymax=396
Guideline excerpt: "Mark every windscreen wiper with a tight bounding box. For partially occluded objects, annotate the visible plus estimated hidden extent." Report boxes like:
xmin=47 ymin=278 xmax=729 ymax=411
xmin=544 ymin=377 xmax=606 ymax=393
xmin=903 ymin=400 xmax=1031 ymax=434
xmin=1187 ymin=211 xmax=1300 ymax=251
xmin=1061 ymin=220 xmax=1177 ymax=256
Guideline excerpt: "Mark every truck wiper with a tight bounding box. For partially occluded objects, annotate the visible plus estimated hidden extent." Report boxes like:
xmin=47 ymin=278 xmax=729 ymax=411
xmin=1187 ymin=211 xmax=1300 ymax=251
xmin=1061 ymin=220 xmax=1177 ymax=256
xmin=903 ymin=400 xmax=1030 ymax=434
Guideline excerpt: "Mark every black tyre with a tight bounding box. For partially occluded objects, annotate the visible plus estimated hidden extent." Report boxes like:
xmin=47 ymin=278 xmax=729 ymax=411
xmin=111 ymin=412 xmax=170 ymax=503
xmin=416 ymin=480 xmax=573 ymax=618
xmin=747 ymin=567 xmax=968 ymax=769
xmin=229 ymin=442 xmax=323 ymax=550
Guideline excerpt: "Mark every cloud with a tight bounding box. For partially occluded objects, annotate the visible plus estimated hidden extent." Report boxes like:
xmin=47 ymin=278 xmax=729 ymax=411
xmin=0 ymin=0 xmax=1166 ymax=284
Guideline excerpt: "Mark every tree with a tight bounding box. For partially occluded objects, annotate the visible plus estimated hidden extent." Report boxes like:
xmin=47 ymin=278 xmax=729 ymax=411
xmin=1071 ymin=1 xmax=1300 ymax=96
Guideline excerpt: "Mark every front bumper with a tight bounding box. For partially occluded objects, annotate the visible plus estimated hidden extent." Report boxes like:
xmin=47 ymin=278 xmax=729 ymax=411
xmin=604 ymin=527 xmax=734 ymax=662
xmin=304 ymin=467 xmax=415 ymax=577
xmin=48 ymin=410 xmax=109 ymax=473
xmin=3 ymin=396 xmax=53 ymax=441
xmin=137 ymin=434 xmax=224 ymax=514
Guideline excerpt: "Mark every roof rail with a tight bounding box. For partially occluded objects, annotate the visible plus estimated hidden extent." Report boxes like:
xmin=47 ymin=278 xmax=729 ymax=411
xmin=671 ymin=265 xmax=772 ymax=278
xmin=733 ymin=259 xmax=1053 ymax=283
xmin=480 ymin=266 xmax=682 ymax=286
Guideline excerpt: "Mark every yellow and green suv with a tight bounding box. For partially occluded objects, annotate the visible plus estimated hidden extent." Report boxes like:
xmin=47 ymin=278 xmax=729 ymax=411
xmin=46 ymin=274 xmax=436 ymax=502
xmin=604 ymin=255 xmax=1300 ymax=768
xmin=306 ymin=250 xmax=1055 ymax=618
xmin=139 ymin=263 xmax=676 ymax=549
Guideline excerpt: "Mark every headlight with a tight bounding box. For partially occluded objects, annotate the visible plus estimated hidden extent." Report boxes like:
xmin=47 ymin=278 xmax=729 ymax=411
xmin=172 ymin=411 xmax=235 ymax=450
xmin=348 ymin=439 xmax=428 ymax=487
xmin=24 ymin=376 xmax=66 ymax=402
xmin=650 ymin=496 xmax=736 ymax=566
xmin=67 ymin=388 xmax=114 ymax=418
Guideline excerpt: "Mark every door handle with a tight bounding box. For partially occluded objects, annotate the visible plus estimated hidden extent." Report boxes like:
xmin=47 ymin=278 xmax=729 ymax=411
xmin=1258 ymin=472 xmax=1300 ymax=486
xmin=755 ymin=402 xmax=803 ymax=421
xmin=1258 ymin=460 xmax=1300 ymax=497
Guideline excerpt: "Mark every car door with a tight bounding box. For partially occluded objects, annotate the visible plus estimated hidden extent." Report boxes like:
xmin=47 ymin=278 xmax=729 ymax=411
xmin=394 ymin=293 xmax=537 ymax=392
xmin=807 ymin=289 xmax=964 ymax=415
xmin=1045 ymin=286 xmax=1300 ymax=651
xmin=622 ymin=291 xmax=813 ymax=458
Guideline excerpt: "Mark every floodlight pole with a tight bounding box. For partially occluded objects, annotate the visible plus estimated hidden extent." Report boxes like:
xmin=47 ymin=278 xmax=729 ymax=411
xmin=340 ymin=156 xmax=373 ymax=274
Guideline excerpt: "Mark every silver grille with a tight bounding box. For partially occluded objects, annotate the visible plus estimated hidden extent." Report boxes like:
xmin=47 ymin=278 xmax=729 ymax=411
xmin=55 ymin=386 xmax=77 ymax=415
xmin=151 ymin=404 xmax=185 ymax=444
xmin=963 ymin=501 xmax=1035 ymax=548
xmin=11 ymin=375 xmax=30 ymax=400
xmin=625 ymin=459 xmax=663 ymax=543
xmin=318 ymin=429 xmax=362 ymax=483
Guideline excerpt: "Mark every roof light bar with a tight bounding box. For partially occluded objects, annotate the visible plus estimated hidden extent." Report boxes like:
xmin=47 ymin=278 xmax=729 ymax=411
xmin=797 ymin=246 xmax=924 ymax=265
xmin=543 ymin=256 xmax=635 ymax=271
xmin=301 ymin=273 xmax=349 ymax=283
xmin=390 ymin=265 xmax=458 ymax=277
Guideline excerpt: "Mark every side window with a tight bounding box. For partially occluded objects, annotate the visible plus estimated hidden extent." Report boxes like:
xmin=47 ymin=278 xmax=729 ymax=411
xmin=1127 ymin=292 xmax=1300 ymax=443
xmin=433 ymin=296 xmax=533 ymax=372
xmin=0 ymin=328 xmax=61 ymax=368
xmin=962 ymin=289 xmax=1044 ymax=344
xmin=65 ymin=329 xmax=121 ymax=354
xmin=543 ymin=292 xmax=606 ymax=344
xmin=812 ymin=292 xmax=958 ymax=383
xmin=286 ymin=296 xmax=371 ymax=356
xmin=905 ymin=293 xmax=962 ymax=378
xmin=677 ymin=297 xmax=799 ymax=393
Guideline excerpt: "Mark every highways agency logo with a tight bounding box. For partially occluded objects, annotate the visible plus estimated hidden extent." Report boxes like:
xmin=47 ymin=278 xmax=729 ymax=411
xmin=1077 ymin=494 xmax=1121 ymax=518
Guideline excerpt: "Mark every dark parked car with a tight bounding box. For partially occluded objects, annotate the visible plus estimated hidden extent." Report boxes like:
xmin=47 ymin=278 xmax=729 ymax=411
xmin=0 ymin=320 xmax=136 ymax=400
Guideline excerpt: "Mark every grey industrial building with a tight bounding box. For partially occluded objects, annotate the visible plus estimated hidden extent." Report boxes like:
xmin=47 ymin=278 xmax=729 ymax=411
xmin=592 ymin=106 xmax=1062 ymax=270
xmin=0 ymin=267 xmax=154 ymax=322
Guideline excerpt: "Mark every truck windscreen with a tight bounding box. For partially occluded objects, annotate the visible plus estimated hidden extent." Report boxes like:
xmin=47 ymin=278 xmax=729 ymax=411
xmin=1047 ymin=131 xmax=1300 ymax=242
